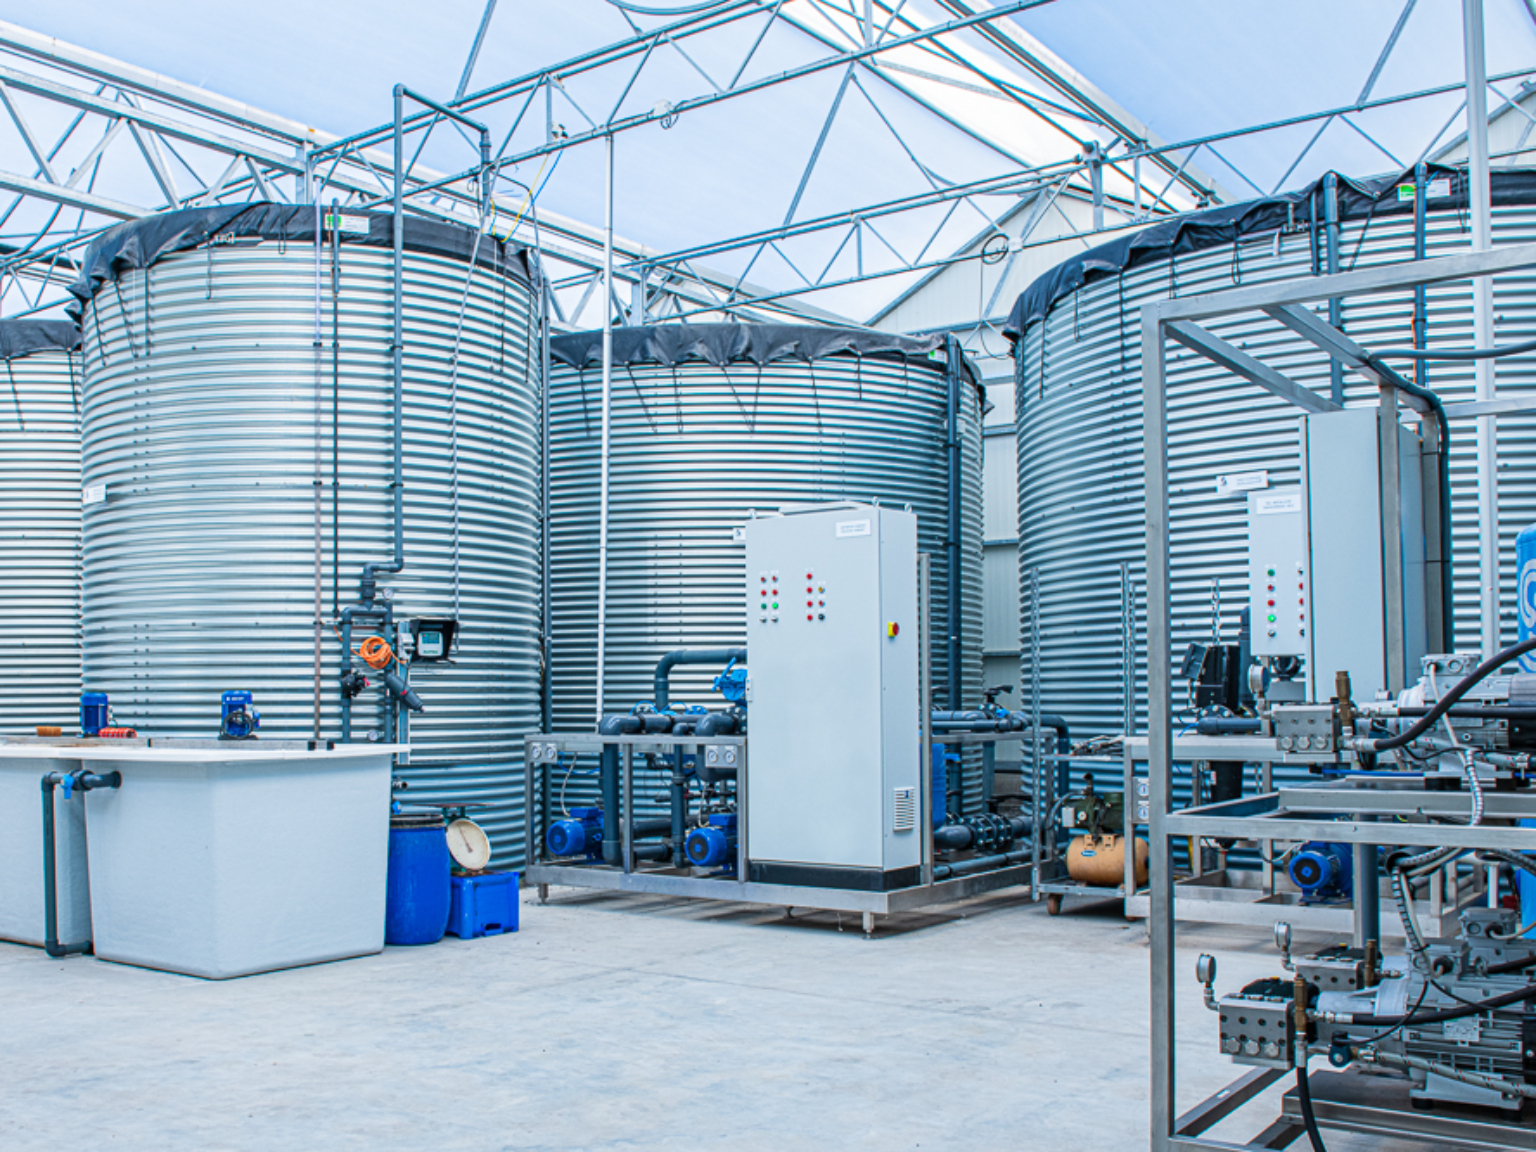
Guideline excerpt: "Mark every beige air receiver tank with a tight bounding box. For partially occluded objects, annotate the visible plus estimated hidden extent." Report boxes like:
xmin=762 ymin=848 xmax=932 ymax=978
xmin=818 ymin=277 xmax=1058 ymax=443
xmin=548 ymin=323 xmax=987 ymax=810
xmin=0 ymin=321 xmax=82 ymax=734
xmin=69 ymin=204 xmax=542 ymax=856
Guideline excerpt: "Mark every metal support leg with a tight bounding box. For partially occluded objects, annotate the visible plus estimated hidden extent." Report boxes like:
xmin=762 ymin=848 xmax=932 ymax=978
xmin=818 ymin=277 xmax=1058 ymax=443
xmin=862 ymin=911 xmax=875 ymax=936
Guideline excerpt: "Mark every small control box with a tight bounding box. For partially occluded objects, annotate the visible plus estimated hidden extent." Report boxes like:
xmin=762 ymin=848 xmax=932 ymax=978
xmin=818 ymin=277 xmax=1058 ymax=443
xmin=406 ymin=618 xmax=457 ymax=662
xmin=1247 ymin=488 xmax=1308 ymax=658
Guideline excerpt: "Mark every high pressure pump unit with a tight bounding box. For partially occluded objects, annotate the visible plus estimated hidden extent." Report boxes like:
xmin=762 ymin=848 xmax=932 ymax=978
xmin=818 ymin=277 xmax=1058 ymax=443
xmin=522 ymin=502 xmax=1033 ymax=930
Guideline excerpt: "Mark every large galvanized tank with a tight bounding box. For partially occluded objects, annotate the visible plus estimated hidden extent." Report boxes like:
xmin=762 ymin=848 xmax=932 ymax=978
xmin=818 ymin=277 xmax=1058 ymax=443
xmin=1007 ymin=166 xmax=1536 ymax=742
xmin=71 ymin=205 xmax=541 ymax=854
xmin=548 ymin=323 xmax=986 ymax=808
xmin=0 ymin=320 xmax=82 ymax=734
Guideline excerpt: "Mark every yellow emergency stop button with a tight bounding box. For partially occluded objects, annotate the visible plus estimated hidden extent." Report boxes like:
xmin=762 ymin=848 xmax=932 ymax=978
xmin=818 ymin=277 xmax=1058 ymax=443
xmin=886 ymin=622 xmax=900 ymax=637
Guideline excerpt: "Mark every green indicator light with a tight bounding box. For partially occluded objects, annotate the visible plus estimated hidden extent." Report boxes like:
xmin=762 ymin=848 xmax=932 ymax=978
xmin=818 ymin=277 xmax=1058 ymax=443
xmin=1267 ymin=614 xmax=1276 ymax=623
xmin=1267 ymin=568 xmax=1275 ymax=576
xmin=772 ymin=602 xmax=778 ymax=609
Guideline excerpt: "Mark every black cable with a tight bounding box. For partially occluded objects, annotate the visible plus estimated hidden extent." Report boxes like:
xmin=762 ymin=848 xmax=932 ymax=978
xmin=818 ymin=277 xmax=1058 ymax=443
xmin=1296 ymin=1062 xmax=1328 ymax=1152
xmin=1486 ymin=952 xmax=1536 ymax=976
xmin=1369 ymin=636 xmax=1536 ymax=751
xmin=1349 ymin=979 xmax=1431 ymax=1046
xmin=1372 ymin=336 xmax=1536 ymax=362
xmin=1348 ymin=979 xmax=1536 ymax=1027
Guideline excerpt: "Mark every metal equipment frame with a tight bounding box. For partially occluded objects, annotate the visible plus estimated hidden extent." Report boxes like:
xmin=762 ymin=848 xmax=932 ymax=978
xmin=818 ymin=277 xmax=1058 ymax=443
xmin=1118 ymin=736 xmax=1479 ymax=937
xmin=1143 ymin=242 xmax=1536 ymax=1150
xmin=520 ymin=553 xmax=1036 ymax=934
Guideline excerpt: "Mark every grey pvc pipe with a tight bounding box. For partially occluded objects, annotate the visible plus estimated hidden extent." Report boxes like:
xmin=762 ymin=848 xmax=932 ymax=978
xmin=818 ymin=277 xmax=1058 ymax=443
xmin=41 ymin=770 xmax=120 ymax=958
xmin=933 ymin=848 xmax=1032 ymax=881
xmin=598 ymin=712 xmax=641 ymax=865
xmin=945 ymin=334 xmax=962 ymax=710
xmin=653 ymin=649 xmax=746 ymax=712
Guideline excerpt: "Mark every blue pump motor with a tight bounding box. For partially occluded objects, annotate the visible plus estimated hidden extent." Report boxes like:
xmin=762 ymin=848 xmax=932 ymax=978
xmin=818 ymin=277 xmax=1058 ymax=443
xmin=80 ymin=691 xmax=109 ymax=737
xmin=1289 ymin=841 xmax=1353 ymax=904
xmin=547 ymin=806 xmax=603 ymax=859
xmin=220 ymin=690 xmax=260 ymax=739
xmin=931 ymin=743 xmax=955 ymax=827
xmin=685 ymin=813 xmax=738 ymax=869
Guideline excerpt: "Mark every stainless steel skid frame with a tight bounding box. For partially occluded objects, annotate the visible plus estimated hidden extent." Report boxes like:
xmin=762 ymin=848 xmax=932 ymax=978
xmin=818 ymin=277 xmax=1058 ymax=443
xmin=1118 ymin=736 xmax=1480 ymax=935
xmin=1143 ymin=242 xmax=1536 ymax=1150
xmin=520 ymin=729 xmax=1034 ymax=935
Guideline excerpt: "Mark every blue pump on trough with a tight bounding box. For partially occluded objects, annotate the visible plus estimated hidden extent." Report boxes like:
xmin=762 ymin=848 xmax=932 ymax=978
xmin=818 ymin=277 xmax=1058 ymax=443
xmin=220 ymin=690 xmax=259 ymax=739
xmin=1289 ymin=842 xmax=1353 ymax=904
xmin=684 ymin=813 xmax=737 ymax=871
xmin=80 ymin=692 xmax=109 ymax=737
xmin=547 ymin=807 xmax=604 ymax=860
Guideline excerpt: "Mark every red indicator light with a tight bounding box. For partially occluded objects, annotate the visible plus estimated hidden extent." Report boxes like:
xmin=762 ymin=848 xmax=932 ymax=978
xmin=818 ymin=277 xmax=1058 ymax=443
xmin=807 ymin=614 xmax=813 ymax=621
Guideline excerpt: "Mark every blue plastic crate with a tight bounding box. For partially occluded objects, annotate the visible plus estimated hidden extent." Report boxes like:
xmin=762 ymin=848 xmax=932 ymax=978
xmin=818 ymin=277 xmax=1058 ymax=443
xmin=447 ymin=870 xmax=519 ymax=939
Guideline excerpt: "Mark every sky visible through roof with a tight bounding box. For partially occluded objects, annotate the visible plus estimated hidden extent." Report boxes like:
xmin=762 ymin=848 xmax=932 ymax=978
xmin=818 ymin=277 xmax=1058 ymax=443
xmin=1 ymin=0 xmax=1533 ymax=323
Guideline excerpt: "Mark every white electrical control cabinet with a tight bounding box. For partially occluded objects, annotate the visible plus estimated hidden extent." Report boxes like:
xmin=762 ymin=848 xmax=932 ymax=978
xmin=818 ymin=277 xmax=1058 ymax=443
xmin=1246 ymin=407 xmax=1426 ymax=703
xmin=743 ymin=503 xmax=921 ymax=891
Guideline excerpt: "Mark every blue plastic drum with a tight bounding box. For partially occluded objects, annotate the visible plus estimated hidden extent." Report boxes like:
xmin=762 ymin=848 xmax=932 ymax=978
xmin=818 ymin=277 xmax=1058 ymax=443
xmin=385 ymin=812 xmax=451 ymax=946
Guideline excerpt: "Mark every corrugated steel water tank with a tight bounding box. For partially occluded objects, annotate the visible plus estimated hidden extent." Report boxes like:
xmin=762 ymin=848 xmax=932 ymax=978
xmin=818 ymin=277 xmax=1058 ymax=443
xmin=0 ymin=321 xmax=81 ymax=733
xmin=548 ymin=324 xmax=985 ymax=804
xmin=70 ymin=205 xmax=541 ymax=854
xmin=1007 ymin=166 xmax=1536 ymax=741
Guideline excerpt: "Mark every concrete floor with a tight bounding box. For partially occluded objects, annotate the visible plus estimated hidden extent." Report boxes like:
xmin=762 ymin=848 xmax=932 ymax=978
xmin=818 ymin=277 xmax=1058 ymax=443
xmin=1 ymin=887 xmax=1441 ymax=1150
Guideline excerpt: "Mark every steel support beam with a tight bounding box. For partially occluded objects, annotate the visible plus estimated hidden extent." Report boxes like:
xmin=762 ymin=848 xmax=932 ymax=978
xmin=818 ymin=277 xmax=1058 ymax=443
xmin=1165 ymin=320 xmax=1341 ymax=414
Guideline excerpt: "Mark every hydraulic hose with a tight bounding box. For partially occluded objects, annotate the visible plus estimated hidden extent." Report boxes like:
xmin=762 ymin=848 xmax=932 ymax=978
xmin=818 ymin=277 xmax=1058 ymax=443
xmin=1346 ymin=979 xmax=1536 ymax=1027
xmin=1358 ymin=1049 xmax=1536 ymax=1100
xmin=1368 ymin=636 xmax=1536 ymax=751
xmin=1296 ymin=1063 xmax=1328 ymax=1152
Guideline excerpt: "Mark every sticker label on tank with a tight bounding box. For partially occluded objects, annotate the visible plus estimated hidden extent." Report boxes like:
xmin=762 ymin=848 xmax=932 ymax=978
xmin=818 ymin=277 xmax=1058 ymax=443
xmin=1253 ymin=493 xmax=1301 ymax=515
xmin=82 ymin=483 xmax=106 ymax=506
xmin=835 ymin=519 xmax=871 ymax=538
xmin=1396 ymin=178 xmax=1453 ymax=202
xmin=1215 ymin=470 xmax=1268 ymax=496
xmin=730 ymin=527 xmax=745 ymax=542
xmin=324 ymin=212 xmax=370 ymax=235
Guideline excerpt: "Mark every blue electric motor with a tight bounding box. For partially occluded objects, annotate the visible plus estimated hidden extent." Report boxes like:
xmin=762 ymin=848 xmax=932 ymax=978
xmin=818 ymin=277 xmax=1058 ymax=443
xmin=220 ymin=690 xmax=260 ymax=739
xmin=1289 ymin=841 xmax=1353 ymax=904
xmin=80 ymin=691 xmax=109 ymax=737
xmin=685 ymin=813 xmax=738 ymax=870
xmin=547 ymin=806 xmax=603 ymax=859
xmin=931 ymin=743 xmax=955 ymax=827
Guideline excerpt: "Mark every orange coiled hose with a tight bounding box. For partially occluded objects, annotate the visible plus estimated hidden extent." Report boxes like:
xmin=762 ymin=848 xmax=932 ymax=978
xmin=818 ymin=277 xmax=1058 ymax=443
xmin=355 ymin=635 xmax=396 ymax=670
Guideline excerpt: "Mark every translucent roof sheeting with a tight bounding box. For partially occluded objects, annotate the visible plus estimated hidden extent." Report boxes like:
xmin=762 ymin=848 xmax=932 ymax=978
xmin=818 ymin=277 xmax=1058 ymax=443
xmin=0 ymin=0 xmax=1533 ymax=326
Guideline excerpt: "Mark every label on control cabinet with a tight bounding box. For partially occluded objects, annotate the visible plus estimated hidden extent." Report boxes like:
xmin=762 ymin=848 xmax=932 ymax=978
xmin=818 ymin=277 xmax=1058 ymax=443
xmin=835 ymin=519 xmax=871 ymax=538
xmin=1253 ymin=492 xmax=1301 ymax=516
